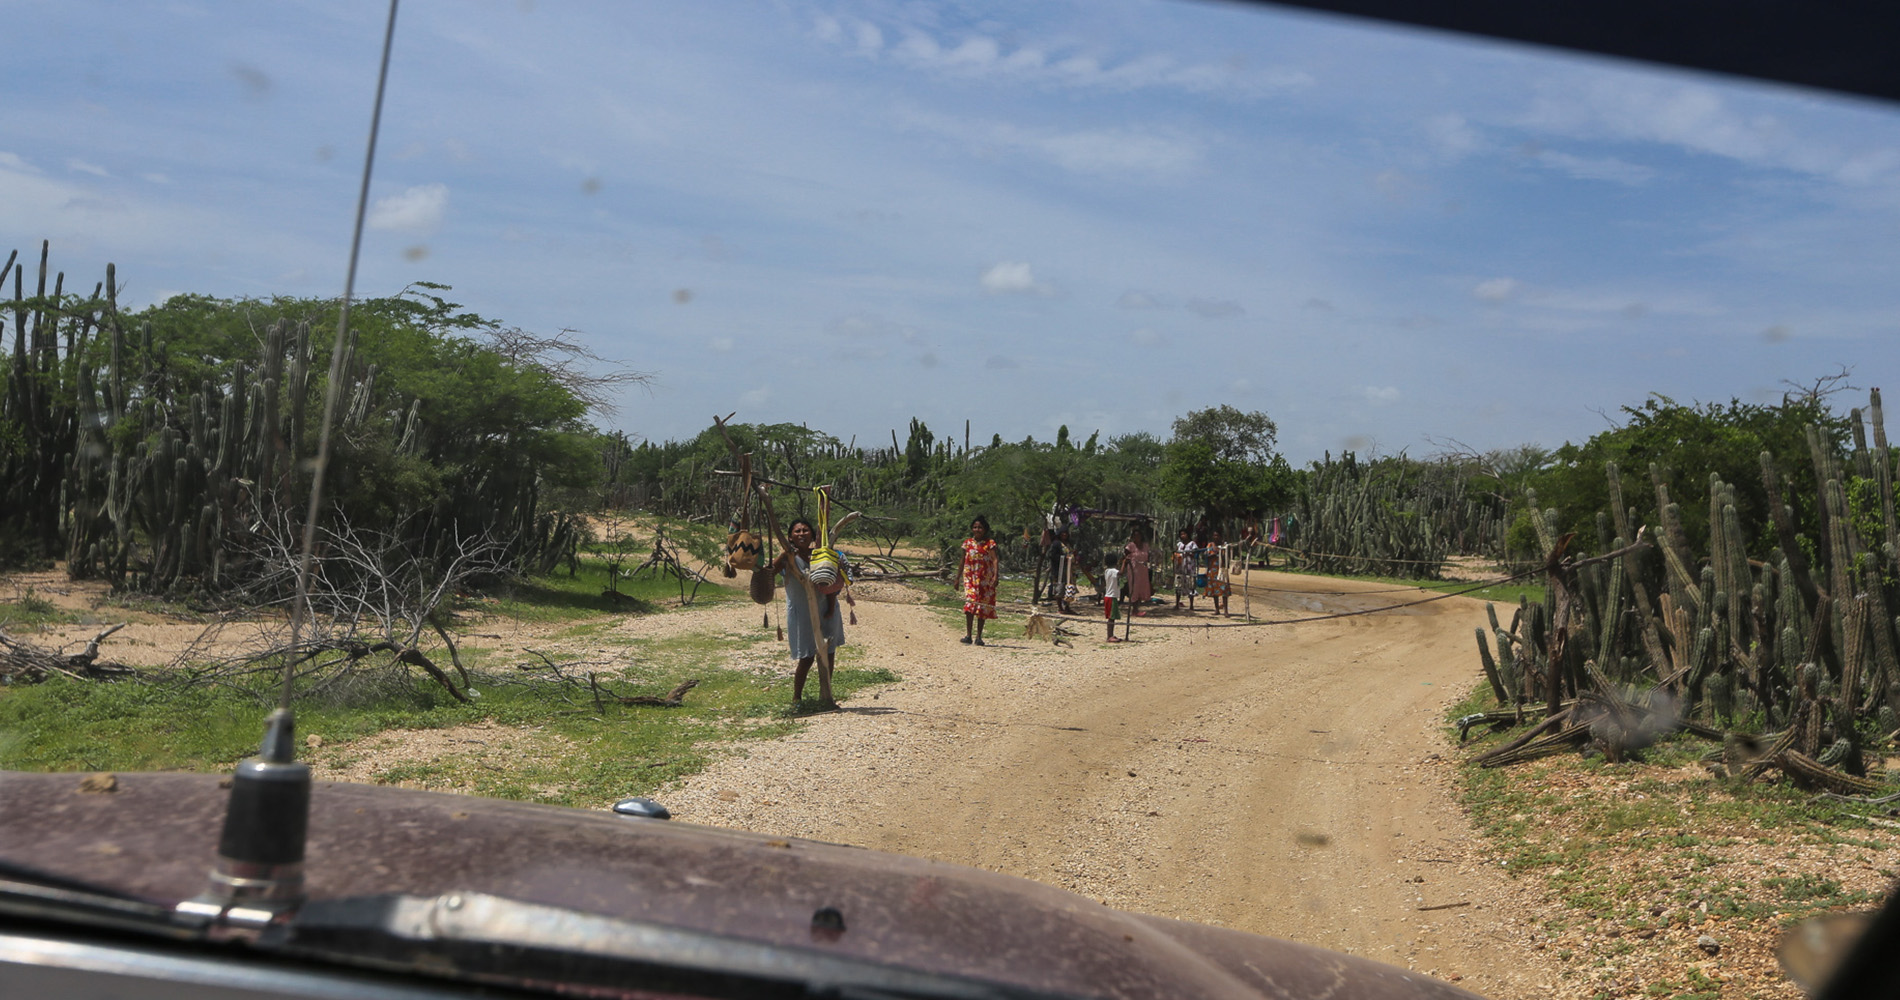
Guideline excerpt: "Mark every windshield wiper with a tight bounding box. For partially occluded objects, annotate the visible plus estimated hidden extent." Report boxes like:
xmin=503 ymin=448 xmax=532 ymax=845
xmin=0 ymin=865 xmax=208 ymax=942
xmin=3 ymin=876 xmax=1064 ymax=1000
xmin=273 ymin=891 xmax=1065 ymax=1000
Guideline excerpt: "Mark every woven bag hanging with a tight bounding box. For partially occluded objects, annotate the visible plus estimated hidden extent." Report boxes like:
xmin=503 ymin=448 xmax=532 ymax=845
xmin=726 ymin=455 xmax=762 ymax=574
xmin=805 ymin=485 xmax=846 ymax=594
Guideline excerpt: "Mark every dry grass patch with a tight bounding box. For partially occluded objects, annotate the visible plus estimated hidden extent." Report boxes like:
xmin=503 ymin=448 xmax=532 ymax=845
xmin=1457 ymin=732 xmax=1898 ymax=999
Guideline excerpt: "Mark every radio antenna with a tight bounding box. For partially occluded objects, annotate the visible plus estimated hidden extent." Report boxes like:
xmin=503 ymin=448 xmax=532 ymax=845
xmin=190 ymin=0 xmax=402 ymax=917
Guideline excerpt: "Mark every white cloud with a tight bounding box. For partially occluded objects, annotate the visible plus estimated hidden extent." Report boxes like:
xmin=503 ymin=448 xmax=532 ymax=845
xmin=1423 ymin=114 xmax=1480 ymax=160
xmin=367 ymin=182 xmax=448 ymax=233
xmin=1038 ymin=127 xmax=1200 ymax=176
xmin=141 ymin=173 xmax=171 ymax=184
xmin=710 ymin=336 xmax=734 ymax=353
xmin=1528 ymin=149 xmax=1655 ymax=186
xmin=1363 ymin=386 xmax=1400 ymax=404
xmin=1129 ymin=327 xmax=1163 ymax=346
xmin=1373 ymin=168 xmax=1424 ymax=204
xmin=895 ymin=107 xmax=1201 ymax=179
xmin=936 ymin=108 xmax=1202 ymax=178
xmin=827 ymin=313 xmax=915 ymax=339
xmin=740 ymin=386 xmax=771 ymax=407
xmin=826 ymin=18 xmax=1309 ymax=100
xmin=1474 ymin=277 xmax=1519 ymax=302
xmin=67 ymin=159 xmax=110 ymax=178
xmin=981 ymin=261 xmax=1052 ymax=295
xmin=1117 ymin=290 xmax=1163 ymax=309
xmin=1519 ymin=76 xmax=1900 ymax=189
xmin=0 ymin=152 xmax=35 ymax=172
xmin=1185 ymin=298 xmax=1244 ymax=318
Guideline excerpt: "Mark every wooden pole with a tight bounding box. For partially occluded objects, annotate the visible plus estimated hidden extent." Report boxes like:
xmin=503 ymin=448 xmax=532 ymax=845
xmin=715 ymin=415 xmax=836 ymax=708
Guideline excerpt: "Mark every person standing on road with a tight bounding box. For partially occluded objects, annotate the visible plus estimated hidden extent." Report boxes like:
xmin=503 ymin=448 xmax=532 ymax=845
xmin=1204 ymin=528 xmax=1231 ymax=616
xmin=1120 ymin=524 xmax=1154 ymax=616
xmin=1173 ymin=527 xmax=1199 ymax=612
xmin=961 ymin=516 xmax=1000 ymax=645
xmin=766 ymin=517 xmax=846 ymax=708
xmin=1102 ymin=550 xmax=1123 ymax=642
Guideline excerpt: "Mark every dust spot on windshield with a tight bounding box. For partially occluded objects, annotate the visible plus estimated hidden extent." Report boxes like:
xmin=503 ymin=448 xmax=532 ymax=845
xmin=229 ymin=64 xmax=272 ymax=98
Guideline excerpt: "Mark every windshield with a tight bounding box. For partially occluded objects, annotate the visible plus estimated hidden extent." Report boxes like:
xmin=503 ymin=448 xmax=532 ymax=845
xmin=5 ymin=3 xmax=1900 ymax=1000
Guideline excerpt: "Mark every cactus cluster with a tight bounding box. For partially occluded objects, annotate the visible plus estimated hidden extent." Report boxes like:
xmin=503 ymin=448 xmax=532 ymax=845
xmin=1280 ymin=452 xmax=1458 ymax=577
xmin=3 ymin=244 xmax=579 ymax=595
xmin=1480 ymin=390 xmax=1900 ymax=765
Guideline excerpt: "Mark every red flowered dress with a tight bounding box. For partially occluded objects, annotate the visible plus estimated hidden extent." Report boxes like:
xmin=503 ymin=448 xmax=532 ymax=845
xmin=961 ymin=537 xmax=999 ymax=619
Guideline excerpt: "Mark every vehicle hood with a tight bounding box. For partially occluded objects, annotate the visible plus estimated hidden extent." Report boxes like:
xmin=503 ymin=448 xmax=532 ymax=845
xmin=0 ymin=770 xmax=1482 ymax=1000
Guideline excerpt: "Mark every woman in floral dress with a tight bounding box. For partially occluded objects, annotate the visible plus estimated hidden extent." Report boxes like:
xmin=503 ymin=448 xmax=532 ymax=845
xmin=961 ymin=516 xmax=1000 ymax=645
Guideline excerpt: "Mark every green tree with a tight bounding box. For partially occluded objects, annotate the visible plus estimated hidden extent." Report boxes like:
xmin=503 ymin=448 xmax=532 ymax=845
xmin=1157 ymin=407 xmax=1292 ymax=519
xmin=1519 ymin=394 xmax=1846 ymax=557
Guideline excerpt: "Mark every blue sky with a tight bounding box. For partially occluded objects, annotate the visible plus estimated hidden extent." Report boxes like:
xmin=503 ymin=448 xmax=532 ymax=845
xmin=6 ymin=0 xmax=1899 ymax=463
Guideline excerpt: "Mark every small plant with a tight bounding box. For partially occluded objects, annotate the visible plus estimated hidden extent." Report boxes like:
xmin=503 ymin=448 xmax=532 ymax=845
xmin=15 ymin=588 xmax=56 ymax=616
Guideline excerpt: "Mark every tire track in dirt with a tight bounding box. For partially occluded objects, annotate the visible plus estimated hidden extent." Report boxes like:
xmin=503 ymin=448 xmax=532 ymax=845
xmin=663 ymin=573 xmax=1570 ymax=998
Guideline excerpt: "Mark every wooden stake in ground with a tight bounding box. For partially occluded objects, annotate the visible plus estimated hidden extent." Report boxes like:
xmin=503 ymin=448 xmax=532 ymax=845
xmin=713 ymin=415 xmax=838 ymax=709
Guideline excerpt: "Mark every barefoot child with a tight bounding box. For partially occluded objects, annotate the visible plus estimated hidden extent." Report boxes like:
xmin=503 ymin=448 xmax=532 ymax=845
xmin=1102 ymin=550 xmax=1123 ymax=642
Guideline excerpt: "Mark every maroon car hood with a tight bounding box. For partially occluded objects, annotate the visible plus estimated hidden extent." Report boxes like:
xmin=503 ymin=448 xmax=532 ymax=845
xmin=0 ymin=771 xmax=1481 ymax=1000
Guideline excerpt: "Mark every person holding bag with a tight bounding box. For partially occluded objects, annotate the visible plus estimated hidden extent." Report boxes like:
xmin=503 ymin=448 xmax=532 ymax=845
xmin=760 ymin=517 xmax=847 ymax=707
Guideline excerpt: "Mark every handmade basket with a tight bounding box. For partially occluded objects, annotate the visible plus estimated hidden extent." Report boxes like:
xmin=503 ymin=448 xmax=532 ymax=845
xmin=806 ymin=546 xmax=845 ymax=594
xmin=748 ymin=566 xmax=775 ymax=605
xmin=726 ymin=529 xmax=762 ymax=571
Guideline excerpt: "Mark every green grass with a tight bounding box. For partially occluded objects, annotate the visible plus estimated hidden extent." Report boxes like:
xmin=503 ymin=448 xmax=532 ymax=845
xmin=482 ymin=557 xmax=730 ymax=623
xmin=913 ymin=575 xmax=1039 ymax=638
xmin=0 ymin=587 xmax=87 ymax=630
xmin=1450 ymin=681 xmax=1891 ymax=930
xmin=0 ymin=658 xmax=900 ymax=808
xmin=0 ymin=553 xmax=894 ymax=810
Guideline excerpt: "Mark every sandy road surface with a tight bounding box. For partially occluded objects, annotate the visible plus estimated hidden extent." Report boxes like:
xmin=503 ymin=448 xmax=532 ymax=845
xmin=662 ymin=572 xmax=1570 ymax=999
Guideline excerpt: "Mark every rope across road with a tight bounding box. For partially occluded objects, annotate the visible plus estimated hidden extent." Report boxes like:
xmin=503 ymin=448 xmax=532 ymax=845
xmin=997 ymin=563 xmax=1547 ymax=631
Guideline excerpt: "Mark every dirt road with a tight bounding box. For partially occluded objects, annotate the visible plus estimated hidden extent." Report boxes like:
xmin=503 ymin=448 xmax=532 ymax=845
xmin=662 ymin=572 xmax=1571 ymax=999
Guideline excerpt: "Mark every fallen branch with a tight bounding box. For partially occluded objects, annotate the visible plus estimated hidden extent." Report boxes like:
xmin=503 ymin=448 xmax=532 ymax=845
xmin=0 ymin=624 xmax=139 ymax=684
xmin=587 ymin=673 xmax=700 ymax=708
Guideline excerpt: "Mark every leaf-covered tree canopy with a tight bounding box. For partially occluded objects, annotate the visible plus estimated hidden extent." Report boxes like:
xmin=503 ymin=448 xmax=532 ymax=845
xmin=1517 ymin=395 xmax=1847 ymax=557
xmin=1158 ymin=406 xmax=1293 ymax=520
